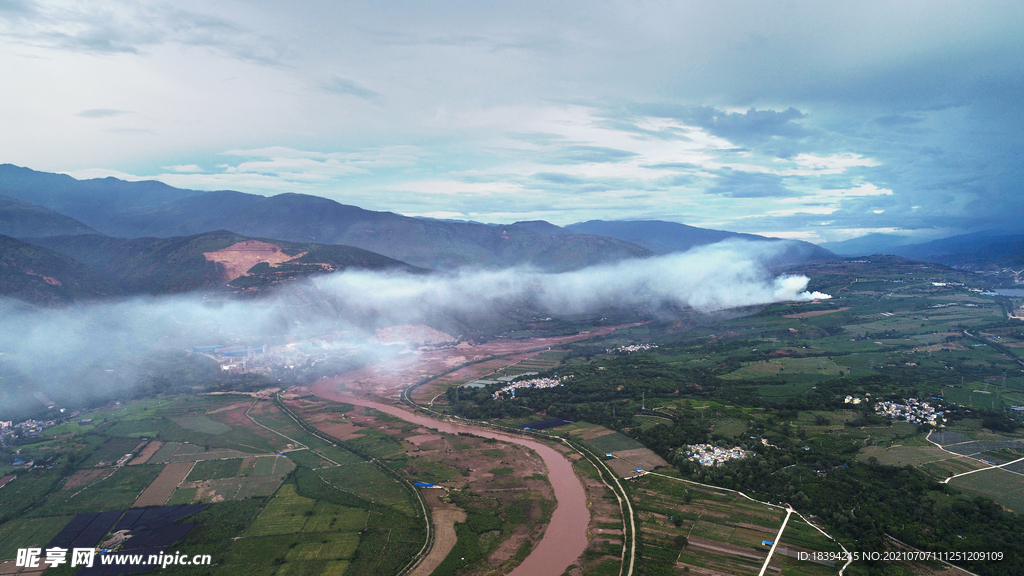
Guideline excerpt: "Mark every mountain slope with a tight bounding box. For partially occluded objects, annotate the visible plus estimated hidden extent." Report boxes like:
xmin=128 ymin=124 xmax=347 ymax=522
xmin=1 ymin=166 xmax=832 ymax=273
xmin=566 ymin=220 xmax=834 ymax=264
xmin=0 ymin=234 xmax=123 ymax=305
xmin=884 ymin=231 xmax=1024 ymax=269
xmin=100 ymin=190 xmax=265 ymax=238
xmin=93 ymin=192 xmax=653 ymax=271
xmin=818 ymin=233 xmax=915 ymax=257
xmin=0 ymin=195 xmax=99 ymax=238
xmin=29 ymin=230 xmax=423 ymax=295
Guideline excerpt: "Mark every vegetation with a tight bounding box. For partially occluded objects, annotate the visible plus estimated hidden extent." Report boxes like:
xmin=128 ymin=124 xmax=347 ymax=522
xmin=445 ymin=258 xmax=1024 ymax=575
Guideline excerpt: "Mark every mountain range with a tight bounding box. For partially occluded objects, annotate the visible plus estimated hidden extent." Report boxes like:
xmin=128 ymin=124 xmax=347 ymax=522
xmin=820 ymin=229 xmax=1024 ymax=270
xmin=0 ymin=164 xmax=836 ymax=305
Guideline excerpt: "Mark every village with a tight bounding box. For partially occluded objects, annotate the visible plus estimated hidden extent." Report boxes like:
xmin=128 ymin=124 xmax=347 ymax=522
xmin=493 ymin=376 xmax=566 ymax=399
xmin=684 ymin=443 xmax=750 ymax=467
xmin=0 ymin=418 xmax=55 ymax=445
xmin=607 ymin=344 xmax=659 ymax=353
xmin=874 ymin=398 xmax=943 ymax=425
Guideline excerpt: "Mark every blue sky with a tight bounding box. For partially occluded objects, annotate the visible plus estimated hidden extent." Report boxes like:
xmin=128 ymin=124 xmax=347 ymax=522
xmin=2 ymin=0 xmax=1022 ymax=243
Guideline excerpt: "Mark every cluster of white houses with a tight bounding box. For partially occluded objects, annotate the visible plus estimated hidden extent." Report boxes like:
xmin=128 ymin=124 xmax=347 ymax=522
xmin=875 ymin=398 xmax=942 ymax=425
xmin=493 ymin=377 xmax=565 ymax=399
xmin=607 ymin=344 xmax=659 ymax=353
xmin=684 ymin=444 xmax=750 ymax=467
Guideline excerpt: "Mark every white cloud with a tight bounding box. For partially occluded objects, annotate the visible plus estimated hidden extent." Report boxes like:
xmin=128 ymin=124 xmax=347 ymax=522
xmin=784 ymin=153 xmax=879 ymax=175
xmin=808 ymin=182 xmax=893 ymax=199
xmin=166 ymin=164 xmax=203 ymax=173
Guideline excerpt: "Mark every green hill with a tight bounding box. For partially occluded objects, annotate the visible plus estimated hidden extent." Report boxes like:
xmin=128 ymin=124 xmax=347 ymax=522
xmin=0 ymin=234 xmax=123 ymax=305
xmin=29 ymin=231 xmax=424 ymax=296
xmin=0 ymin=195 xmax=99 ymax=238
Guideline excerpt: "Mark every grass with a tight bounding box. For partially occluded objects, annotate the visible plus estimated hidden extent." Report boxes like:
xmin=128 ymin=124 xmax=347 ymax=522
xmin=341 ymin=429 xmax=406 ymax=460
xmin=0 ymin=515 xmax=73 ymax=559
xmin=949 ymin=468 xmax=1024 ymax=512
xmin=303 ymin=502 xmax=366 ymax=532
xmin=246 ymin=484 xmax=316 ymax=536
xmin=627 ymin=473 xmax=844 ymax=576
xmin=167 ymin=487 xmax=198 ymax=505
xmin=81 ymin=436 xmax=143 ymax=466
xmin=315 ymin=464 xmax=415 ymax=515
xmin=586 ymin=432 xmax=645 ymax=453
xmin=254 ymin=455 xmax=292 ymax=476
xmin=285 ymin=535 xmax=359 ymax=561
xmin=0 ymin=469 xmax=64 ymax=523
xmin=722 ymin=356 xmax=846 ymax=380
xmin=857 ymin=445 xmax=966 ymax=467
xmin=31 ymin=465 xmax=163 ymax=517
xmin=149 ymin=441 xmax=182 ymax=463
xmin=188 ymin=458 xmax=243 ymax=481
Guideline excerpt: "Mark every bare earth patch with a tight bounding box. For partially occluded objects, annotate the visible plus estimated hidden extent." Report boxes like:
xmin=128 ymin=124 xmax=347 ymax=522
xmin=62 ymin=469 xmax=111 ymax=490
xmin=203 ymin=240 xmax=304 ymax=282
xmin=783 ymin=307 xmax=851 ymax=319
xmin=405 ymin=434 xmax=443 ymax=446
xmin=410 ymin=491 xmax=466 ymax=576
xmin=607 ymin=447 xmax=668 ymax=476
xmin=128 ymin=441 xmax=164 ymax=465
xmin=133 ymin=462 xmax=195 ymax=507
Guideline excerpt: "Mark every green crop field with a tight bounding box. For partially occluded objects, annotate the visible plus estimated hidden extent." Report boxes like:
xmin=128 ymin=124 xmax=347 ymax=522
xmin=303 ymin=502 xmax=366 ymax=532
xmin=628 ymin=473 xmax=842 ymax=576
xmin=149 ymin=441 xmax=182 ymax=463
xmin=188 ymin=457 xmax=244 ymax=481
xmin=173 ymin=415 xmax=233 ymax=434
xmin=0 ymin=515 xmax=73 ymax=559
xmin=316 ymin=464 xmax=415 ymax=515
xmin=246 ymin=484 xmax=316 ymax=536
xmin=254 ymin=454 xmax=292 ymax=475
xmin=858 ymin=445 xmax=967 ymax=467
xmin=285 ymin=535 xmax=359 ymax=561
xmin=586 ymin=431 xmax=645 ymax=453
xmin=950 ymin=468 xmax=1024 ymax=512
xmin=31 ymin=464 xmax=163 ymax=517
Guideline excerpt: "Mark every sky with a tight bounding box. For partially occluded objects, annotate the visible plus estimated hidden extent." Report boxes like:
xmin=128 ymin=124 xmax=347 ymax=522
xmin=2 ymin=0 xmax=1023 ymax=243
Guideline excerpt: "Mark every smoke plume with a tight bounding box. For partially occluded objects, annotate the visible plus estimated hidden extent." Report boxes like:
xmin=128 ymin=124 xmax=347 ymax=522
xmin=0 ymin=240 xmax=828 ymax=416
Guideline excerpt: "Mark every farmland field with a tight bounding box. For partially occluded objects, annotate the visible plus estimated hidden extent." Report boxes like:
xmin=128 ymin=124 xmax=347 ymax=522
xmin=629 ymin=472 xmax=841 ymax=576
xmin=134 ymin=461 xmax=195 ymax=507
xmin=949 ymin=468 xmax=1024 ymax=512
xmin=246 ymin=483 xmax=317 ymax=536
xmin=31 ymin=465 xmax=163 ymax=517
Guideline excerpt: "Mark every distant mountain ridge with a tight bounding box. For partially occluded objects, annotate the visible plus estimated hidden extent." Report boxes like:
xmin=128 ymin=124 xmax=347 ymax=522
xmin=95 ymin=192 xmax=656 ymax=271
xmin=0 ymin=195 xmax=99 ymax=238
xmin=0 ymin=164 xmax=200 ymax=227
xmin=0 ymin=164 xmax=836 ymax=275
xmin=820 ymin=229 xmax=1024 ymax=269
xmin=566 ymin=220 xmax=833 ymax=266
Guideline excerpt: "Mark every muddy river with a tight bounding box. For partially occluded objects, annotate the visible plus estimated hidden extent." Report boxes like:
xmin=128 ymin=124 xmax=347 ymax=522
xmin=311 ymin=378 xmax=590 ymax=576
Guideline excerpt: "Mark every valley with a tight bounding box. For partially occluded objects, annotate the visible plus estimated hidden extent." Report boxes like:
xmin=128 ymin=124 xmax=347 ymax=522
xmin=4 ymin=168 xmax=1024 ymax=576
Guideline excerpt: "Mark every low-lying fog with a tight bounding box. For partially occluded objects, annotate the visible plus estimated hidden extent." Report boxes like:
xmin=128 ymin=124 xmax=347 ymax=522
xmin=0 ymin=240 xmax=829 ymax=416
